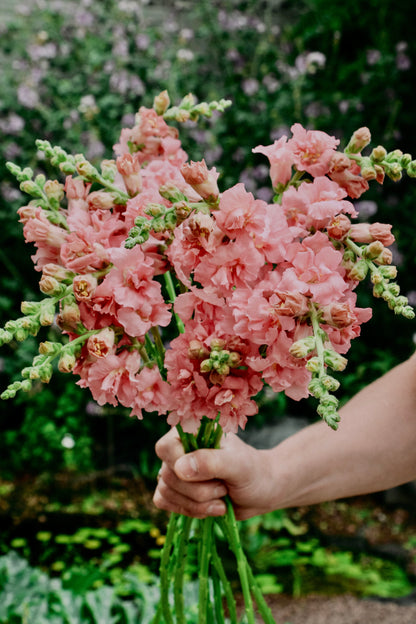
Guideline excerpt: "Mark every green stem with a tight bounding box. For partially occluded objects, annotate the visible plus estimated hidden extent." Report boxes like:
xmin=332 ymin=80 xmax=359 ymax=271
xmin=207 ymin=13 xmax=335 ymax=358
xmin=198 ymin=517 xmax=214 ymax=624
xmin=164 ymin=271 xmax=185 ymax=333
xmin=159 ymin=512 xmax=179 ymax=624
xmin=173 ymin=515 xmax=193 ymax=624
xmin=211 ymin=536 xmax=237 ymax=624
xmin=218 ymin=511 xmax=276 ymax=624
xmin=221 ymin=500 xmax=255 ymax=624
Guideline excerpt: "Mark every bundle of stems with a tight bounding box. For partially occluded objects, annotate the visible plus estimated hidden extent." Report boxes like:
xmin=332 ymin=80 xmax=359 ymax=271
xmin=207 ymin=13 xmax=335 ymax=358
xmin=151 ymin=417 xmax=277 ymax=624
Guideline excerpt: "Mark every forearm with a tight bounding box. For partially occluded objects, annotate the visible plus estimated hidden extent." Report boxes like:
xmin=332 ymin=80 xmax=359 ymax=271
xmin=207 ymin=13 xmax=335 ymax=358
xmin=265 ymin=351 xmax=416 ymax=509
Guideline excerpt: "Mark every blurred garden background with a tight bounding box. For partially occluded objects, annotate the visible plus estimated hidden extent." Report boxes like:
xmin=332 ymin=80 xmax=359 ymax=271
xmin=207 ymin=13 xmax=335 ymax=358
xmin=1 ymin=0 xmax=416 ymax=621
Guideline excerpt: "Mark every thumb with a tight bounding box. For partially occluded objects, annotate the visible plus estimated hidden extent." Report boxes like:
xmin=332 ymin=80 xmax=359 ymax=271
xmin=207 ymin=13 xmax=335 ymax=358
xmin=174 ymin=436 xmax=247 ymax=484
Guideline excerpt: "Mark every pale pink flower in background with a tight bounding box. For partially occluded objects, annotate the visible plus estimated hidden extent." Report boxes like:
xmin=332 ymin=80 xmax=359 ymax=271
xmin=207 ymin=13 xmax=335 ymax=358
xmin=288 ymin=124 xmax=339 ymax=177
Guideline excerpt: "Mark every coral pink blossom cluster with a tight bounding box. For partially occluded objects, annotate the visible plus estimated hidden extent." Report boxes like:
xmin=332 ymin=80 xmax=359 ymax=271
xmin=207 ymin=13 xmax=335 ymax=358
xmin=17 ymin=103 xmax=401 ymax=433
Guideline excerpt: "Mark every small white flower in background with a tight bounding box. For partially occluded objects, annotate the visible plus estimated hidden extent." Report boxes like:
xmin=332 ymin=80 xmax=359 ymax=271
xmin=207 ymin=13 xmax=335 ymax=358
xmin=176 ymin=49 xmax=195 ymax=62
xmin=295 ymin=51 xmax=326 ymax=75
xmin=78 ymin=95 xmax=99 ymax=120
xmin=61 ymin=434 xmax=75 ymax=449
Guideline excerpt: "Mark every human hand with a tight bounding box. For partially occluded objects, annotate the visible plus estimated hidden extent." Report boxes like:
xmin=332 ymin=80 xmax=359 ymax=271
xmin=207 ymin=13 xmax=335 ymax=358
xmin=153 ymin=427 xmax=274 ymax=520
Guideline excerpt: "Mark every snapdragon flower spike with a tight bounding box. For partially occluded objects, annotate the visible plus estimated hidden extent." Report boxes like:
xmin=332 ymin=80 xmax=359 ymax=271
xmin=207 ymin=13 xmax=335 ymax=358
xmin=161 ymin=92 xmax=232 ymax=123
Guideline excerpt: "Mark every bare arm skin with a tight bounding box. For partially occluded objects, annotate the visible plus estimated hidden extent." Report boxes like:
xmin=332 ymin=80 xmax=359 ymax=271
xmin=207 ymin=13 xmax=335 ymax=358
xmin=153 ymin=351 xmax=416 ymax=520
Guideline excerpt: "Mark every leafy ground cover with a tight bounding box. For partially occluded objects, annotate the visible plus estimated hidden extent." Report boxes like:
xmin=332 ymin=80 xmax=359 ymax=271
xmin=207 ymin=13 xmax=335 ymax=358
xmin=1 ymin=473 xmax=415 ymax=606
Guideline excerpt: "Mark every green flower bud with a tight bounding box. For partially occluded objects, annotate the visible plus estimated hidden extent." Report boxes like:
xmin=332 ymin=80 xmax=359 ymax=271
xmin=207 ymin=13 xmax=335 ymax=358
xmin=20 ymin=180 xmax=43 ymax=197
xmin=21 ymin=301 xmax=40 ymax=315
xmin=39 ymin=363 xmax=53 ymax=383
xmin=200 ymin=359 xmax=213 ymax=373
xmin=372 ymin=282 xmax=385 ymax=298
xmin=0 ymin=329 xmax=13 ymax=345
xmin=323 ymin=349 xmax=348 ymax=371
xmin=406 ymin=160 xmax=416 ymax=177
xmin=305 ymin=357 xmax=320 ymax=373
xmin=289 ymin=336 xmax=316 ymax=358
xmin=348 ymin=259 xmax=368 ymax=281
xmin=321 ymin=374 xmax=341 ymax=391
xmin=370 ymin=145 xmax=387 ymax=162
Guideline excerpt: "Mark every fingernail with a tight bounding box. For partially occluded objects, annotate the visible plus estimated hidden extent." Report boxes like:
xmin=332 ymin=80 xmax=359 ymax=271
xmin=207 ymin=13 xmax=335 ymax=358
xmin=176 ymin=455 xmax=198 ymax=478
xmin=207 ymin=502 xmax=226 ymax=516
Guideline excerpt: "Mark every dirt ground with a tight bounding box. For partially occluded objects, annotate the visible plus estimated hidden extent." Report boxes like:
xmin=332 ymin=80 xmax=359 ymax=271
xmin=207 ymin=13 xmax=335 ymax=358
xmin=260 ymin=593 xmax=416 ymax=624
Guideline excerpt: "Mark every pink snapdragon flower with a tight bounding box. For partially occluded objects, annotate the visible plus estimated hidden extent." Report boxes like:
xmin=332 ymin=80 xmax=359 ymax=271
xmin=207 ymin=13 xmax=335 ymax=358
xmin=288 ymin=124 xmax=339 ymax=177
xmin=282 ymin=176 xmax=357 ymax=234
xmin=193 ymin=232 xmax=266 ymax=294
xmin=252 ymin=136 xmax=294 ymax=187
xmin=280 ymin=231 xmax=347 ymax=305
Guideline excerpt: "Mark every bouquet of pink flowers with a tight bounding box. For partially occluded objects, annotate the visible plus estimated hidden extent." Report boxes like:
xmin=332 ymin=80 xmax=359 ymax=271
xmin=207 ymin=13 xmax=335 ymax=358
xmin=2 ymin=91 xmax=415 ymax=623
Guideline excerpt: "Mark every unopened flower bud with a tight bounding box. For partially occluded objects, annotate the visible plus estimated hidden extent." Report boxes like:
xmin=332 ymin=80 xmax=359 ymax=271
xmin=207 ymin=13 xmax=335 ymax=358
xmin=305 ymin=357 xmax=320 ymax=373
xmin=374 ymin=247 xmax=392 ymax=265
xmin=153 ymin=90 xmax=170 ymax=115
xmin=401 ymin=153 xmax=412 ymax=168
xmin=228 ymin=351 xmax=243 ymax=367
xmin=116 ymin=153 xmax=142 ymax=197
xmin=289 ymin=336 xmax=316 ymax=358
xmin=363 ymin=240 xmax=384 ymax=260
xmin=98 ymin=159 xmax=116 ymax=181
xmin=323 ymin=349 xmax=348 ymax=371
xmin=180 ymin=159 xmax=220 ymax=203
xmin=345 ymin=127 xmax=371 ymax=154
xmin=387 ymin=162 xmax=402 ymax=182
xmin=200 ymin=359 xmax=213 ymax=373
xmin=75 ymin=158 xmax=99 ymax=181
xmin=87 ymin=190 xmax=117 ymax=210
xmin=188 ymin=340 xmax=209 ymax=360
xmin=39 ymin=363 xmax=53 ymax=383
xmin=39 ymin=300 xmax=56 ymax=326
xmin=370 ymin=270 xmax=383 ymax=285
xmin=159 ymin=184 xmax=185 ymax=203
xmin=21 ymin=301 xmax=40 ymax=315
xmin=210 ymin=338 xmax=226 ymax=351
xmin=20 ymin=180 xmax=43 ymax=197
xmin=370 ymin=145 xmax=387 ymax=162
xmin=39 ymin=341 xmax=62 ymax=356
xmin=56 ymin=301 xmax=81 ymax=331
xmin=372 ymin=282 xmax=385 ymax=298
xmin=321 ymin=374 xmax=341 ymax=391
xmin=42 ymin=264 xmax=74 ymax=282
xmin=379 ymin=265 xmax=397 ymax=279
xmin=328 ymin=152 xmax=351 ymax=174
xmin=44 ymin=179 xmax=64 ymax=201
xmin=58 ymin=351 xmax=77 ymax=373
xmin=388 ymin=283 xmax=401 ymax=297
xmin=347 ymin=259 xmax=368 ymax=281
xmin=39 ymin=275 xmax=65 ymax=296
xmin=174 ymin=201 xmax=192 ymax=223
xmin=406 ymin=160 xmax=416 ymax=177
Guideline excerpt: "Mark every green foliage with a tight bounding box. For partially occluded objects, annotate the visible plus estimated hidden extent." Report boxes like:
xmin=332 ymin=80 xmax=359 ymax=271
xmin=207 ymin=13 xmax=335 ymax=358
xmin=0 ymin=551 xmax=159 ymax=624
xmin=240 ymin=510 xmax=414 ymax=599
